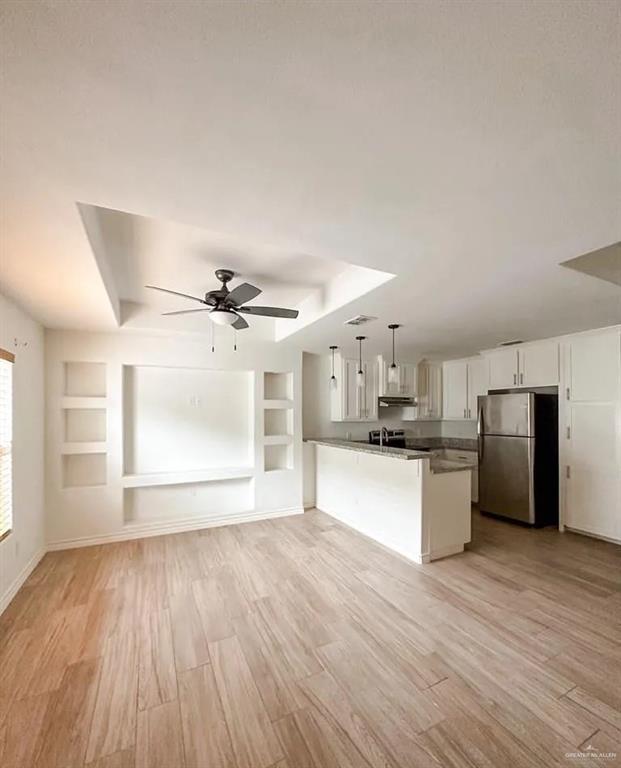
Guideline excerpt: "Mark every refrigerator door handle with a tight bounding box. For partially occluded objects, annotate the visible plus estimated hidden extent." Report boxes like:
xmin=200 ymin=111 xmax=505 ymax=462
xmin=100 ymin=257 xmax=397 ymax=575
xmin=477 ymin=406 xmax=484 ymax=462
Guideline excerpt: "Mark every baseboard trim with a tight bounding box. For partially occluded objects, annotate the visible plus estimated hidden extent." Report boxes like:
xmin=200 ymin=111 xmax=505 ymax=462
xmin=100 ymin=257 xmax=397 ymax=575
xmin=46 ymin=507 xmax=304 ymax=551
xmin=0 ymin=545 xmax=46 ymax=615
xmin=565 ymin=526 xmax=621 ymax=547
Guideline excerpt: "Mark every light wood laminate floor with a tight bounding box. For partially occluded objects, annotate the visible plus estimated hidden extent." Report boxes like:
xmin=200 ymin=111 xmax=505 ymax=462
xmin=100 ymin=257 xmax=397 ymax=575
xmin=1 ymin=510 xmax=620 ymax=767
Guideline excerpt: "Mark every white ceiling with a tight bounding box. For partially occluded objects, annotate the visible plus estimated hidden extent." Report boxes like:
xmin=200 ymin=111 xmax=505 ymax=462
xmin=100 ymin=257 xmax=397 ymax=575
xmin=1 ymin=0 xmax=620 ymax=359
xmin=79 ymin=203 xmax=366 ymax=342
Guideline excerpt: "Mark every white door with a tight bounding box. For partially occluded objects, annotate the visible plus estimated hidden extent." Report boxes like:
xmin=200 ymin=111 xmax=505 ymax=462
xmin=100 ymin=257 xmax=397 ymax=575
xmin=443 ymin=361 xmax=468 ymax=419
xmin=565 ymin=330 xmax=621 ymax=542
xmin=519 ymin=342 xmax=559 ymax=387
xmin=488 ymin=348 xmax=519 ymax=389
xmin=467 ymin=358 xmax=488 ymax=420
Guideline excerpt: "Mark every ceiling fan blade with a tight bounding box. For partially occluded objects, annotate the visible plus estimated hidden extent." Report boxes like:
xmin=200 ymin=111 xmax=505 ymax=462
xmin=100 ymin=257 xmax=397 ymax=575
xmin=161 ymin=308 xmax=211 ymax=316
xmin=145 ymin=285 xmax=206 ymax=304
xmin=225 ymin=282 xmax=262 ymax=307
xmin=237 ymin=305 xmax=299 ymax=319
xmin=232 ymin=314 xmax=249 ymax=330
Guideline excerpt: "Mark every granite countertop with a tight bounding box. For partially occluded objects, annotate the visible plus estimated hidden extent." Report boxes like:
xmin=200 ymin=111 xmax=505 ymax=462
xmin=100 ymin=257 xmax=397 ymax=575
xmin=305 ymin=438 xmax=472 ymax=474
xmin=405 ymin=436 xmax=478 ymax=452
xmin=305 ymin=438 xmax=430 ymax=461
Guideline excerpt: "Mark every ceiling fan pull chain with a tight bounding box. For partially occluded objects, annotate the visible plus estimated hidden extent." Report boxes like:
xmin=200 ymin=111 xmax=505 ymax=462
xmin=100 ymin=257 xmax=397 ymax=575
xmin=234 ymin=329 xmax=237 ymax=352
xmin=211 ymin=321 xmax=215 ymax=353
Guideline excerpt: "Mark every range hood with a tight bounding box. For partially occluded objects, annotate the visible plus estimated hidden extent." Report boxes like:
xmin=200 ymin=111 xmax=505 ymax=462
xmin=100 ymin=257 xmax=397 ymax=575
xmin=378 ymin=395 xmax=417 ymax=407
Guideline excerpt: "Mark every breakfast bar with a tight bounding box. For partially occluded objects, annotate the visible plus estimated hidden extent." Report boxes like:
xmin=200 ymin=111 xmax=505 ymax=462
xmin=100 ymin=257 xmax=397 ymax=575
xmin=307 ymin=438 xmax=472 ymax=563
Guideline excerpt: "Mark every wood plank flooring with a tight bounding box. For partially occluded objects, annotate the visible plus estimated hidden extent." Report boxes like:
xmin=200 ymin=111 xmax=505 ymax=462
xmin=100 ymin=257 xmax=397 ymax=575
xmin=0 ymin=509 xmax=620 ymax=767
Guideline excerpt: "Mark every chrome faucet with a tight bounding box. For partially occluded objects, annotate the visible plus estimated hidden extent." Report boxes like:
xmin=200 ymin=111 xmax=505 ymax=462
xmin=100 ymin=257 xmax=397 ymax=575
xmin=380 ymin=425 xmax=389 ymax=447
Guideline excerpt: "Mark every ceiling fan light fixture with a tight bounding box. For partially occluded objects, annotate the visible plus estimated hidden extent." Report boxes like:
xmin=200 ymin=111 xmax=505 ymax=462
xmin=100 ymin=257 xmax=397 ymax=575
xmin=209 ymin=308 xmax=238 ymax=326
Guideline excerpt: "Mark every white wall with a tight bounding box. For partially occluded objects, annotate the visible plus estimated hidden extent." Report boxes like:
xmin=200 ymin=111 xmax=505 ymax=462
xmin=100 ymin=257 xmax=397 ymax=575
xmin=124 ymin=366 xmax=253 ymax=473
xmin=441 ymin=420 xmax=478 ymax=439
xmin=0 ymin=293 xmax=45 ymax=611
xmin=46 ymin=329 xmax=303 ymax=548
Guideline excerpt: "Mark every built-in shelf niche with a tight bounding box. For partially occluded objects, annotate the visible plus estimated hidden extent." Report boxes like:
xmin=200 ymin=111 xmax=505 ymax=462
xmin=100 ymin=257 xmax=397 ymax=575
xmin=64 ymin=408 xmax=106 ymax=443
xmin=64 ymin=362 xmax=107 ymax=397
xmin=264 ymin=371 xmax=293 ymax=401
xmin=62 ymin=452 xmax=107 ymax=488
xmin=264 ymin=407 xmax=293 ymax=438
xmin=264 ymin=443 xmax=293 ymax=472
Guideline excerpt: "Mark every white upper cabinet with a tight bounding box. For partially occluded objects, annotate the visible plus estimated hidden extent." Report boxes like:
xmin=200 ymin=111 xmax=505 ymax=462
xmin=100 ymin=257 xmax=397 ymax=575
xmin=405 ymin=360 xmax=442 ymax=420
xmin=486 ymin=341 xmax=559 ymax=389
xmin=443 ymin=357 xmax=488 ymax=420
xmin=518 ymin=341 xmax=559 ymax=387
xmin=467 ymin=357 xmax=488 ymax=418
xmin=488 ymin=347 xmax=519 ymax=388
xmin=399 ymin=363 xmax=417 ymax=397
xmin=443 ymin=360 xmax=468 ymax=419
xmin=378 ymin=356 xmax=417 ymax=397
xmin=331 ymin=353 xmax=378 ymax=422
xmin=568 ymin=332 xmax=619 ymax=402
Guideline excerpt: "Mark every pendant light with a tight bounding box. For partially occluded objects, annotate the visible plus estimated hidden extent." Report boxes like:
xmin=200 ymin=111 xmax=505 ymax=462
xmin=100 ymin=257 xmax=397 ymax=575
xmin=329 ymin=345 xmax=338 ymax=389
xmin=356 ymin=335 xmax=366 ymax=388
xmin=387 ymin=324 xmax=400 ymax=385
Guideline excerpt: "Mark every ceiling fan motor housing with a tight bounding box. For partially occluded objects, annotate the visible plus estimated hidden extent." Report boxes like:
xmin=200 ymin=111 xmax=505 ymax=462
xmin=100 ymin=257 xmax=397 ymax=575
xmin=215 ymin=268 xmax=235 ymax=286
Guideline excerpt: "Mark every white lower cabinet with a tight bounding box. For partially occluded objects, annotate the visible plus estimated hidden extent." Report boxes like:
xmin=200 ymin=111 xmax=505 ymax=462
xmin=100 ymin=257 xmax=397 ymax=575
xmin=563 ymin=329 xmax=621 ymax=542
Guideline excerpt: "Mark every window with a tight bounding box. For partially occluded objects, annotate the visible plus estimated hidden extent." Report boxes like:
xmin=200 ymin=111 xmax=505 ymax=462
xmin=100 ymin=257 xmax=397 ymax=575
xmin=0 ymin=348 xmax=14 ymax=542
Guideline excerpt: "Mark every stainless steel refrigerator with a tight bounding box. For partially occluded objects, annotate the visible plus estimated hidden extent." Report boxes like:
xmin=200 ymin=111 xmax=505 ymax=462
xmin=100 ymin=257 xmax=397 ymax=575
xmin=477 ymin=392 xmax=558 ymax=526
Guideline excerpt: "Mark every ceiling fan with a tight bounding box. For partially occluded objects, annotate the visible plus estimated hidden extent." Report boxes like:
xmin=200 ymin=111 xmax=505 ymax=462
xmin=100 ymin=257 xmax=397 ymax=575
xmin=145 ymin=268 xmax=299 ymax=330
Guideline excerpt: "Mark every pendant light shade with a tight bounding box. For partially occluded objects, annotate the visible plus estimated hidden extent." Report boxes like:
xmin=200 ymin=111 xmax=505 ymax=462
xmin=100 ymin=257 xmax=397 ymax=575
xmin=388 ymin=324 xmax=400 ymax=386
xmin=356 ymin=336 xmax=366 ymax=389
xmin=329 ymin=345 xmax=338 ymax=389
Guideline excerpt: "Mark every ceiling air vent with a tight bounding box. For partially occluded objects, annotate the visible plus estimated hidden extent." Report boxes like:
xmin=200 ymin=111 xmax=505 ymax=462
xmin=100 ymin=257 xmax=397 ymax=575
xmin=344 ymin=315 xmax=377 ymax=326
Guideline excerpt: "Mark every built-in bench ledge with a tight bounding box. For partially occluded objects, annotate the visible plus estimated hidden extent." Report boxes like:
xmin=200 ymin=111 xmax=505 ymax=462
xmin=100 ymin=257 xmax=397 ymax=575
xmin=122 ymin=466 xmax=255 ymax=488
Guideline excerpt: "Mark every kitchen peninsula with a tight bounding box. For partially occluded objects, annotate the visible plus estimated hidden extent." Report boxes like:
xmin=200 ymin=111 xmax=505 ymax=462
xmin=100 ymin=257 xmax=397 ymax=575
xmin=307 ymin=438 xmax=472 ymax=563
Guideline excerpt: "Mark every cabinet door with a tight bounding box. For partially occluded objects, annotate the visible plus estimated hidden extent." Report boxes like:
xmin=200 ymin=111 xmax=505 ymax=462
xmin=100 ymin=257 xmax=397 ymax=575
xmin=399 ymin=363 xmax=417 ymax=396
xmin=488 ymin=348 xmax=519 ymax=389
xmin=364 ymin=360 xmax=378 ymax=420
xmin=443 ymin=361 xmax=468 ymax=419
xmin=519 ymin=342 xmax=559 ymax=387
xmin=565 ymin=330 xmax=621 ymax=541
xmin=467 ymin=358 xmax=488 ymax=420
xmin=343 ymin=358 xmax=360 ymax=421
xmin=569 ymin=332 xmax=619 ymax=402
xmin=428 ymin=363 xmax=443 ymax=419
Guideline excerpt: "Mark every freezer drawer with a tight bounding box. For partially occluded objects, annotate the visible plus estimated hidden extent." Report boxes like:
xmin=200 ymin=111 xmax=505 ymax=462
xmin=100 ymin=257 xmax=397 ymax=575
xmin=479 ymin=435 xmax=535 ymax=523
